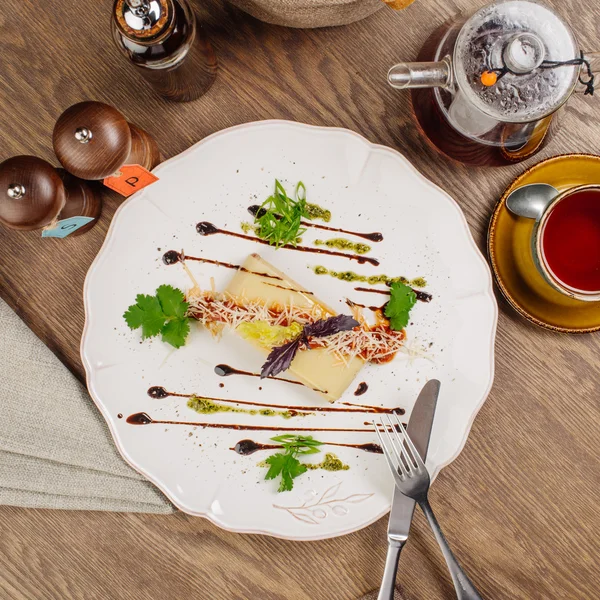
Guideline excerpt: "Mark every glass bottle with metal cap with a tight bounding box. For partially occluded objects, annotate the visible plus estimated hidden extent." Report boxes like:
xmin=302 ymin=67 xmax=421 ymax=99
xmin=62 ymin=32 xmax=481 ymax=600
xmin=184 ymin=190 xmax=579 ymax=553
xmin=387 ymin=0 xmax=599 ymax=166
xmin=111 ymin=0 xmax=217 ymax=102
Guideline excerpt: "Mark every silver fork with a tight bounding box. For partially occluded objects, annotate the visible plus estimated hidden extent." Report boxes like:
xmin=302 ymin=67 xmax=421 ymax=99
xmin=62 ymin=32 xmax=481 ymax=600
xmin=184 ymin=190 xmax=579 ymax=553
xmin=374 ymin=413 xmax=484 ymax=600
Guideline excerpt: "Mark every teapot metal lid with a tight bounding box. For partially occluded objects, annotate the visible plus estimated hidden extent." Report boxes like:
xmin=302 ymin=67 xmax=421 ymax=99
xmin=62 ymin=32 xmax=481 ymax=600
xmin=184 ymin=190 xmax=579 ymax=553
xmin=454 ymin=0 xmax=580 ymax=123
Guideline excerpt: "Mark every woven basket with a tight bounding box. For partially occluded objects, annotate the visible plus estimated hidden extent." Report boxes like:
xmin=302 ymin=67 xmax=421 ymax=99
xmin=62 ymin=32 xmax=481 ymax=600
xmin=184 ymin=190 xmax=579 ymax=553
xmin=227 ymin=0 xmax=412 ymax=28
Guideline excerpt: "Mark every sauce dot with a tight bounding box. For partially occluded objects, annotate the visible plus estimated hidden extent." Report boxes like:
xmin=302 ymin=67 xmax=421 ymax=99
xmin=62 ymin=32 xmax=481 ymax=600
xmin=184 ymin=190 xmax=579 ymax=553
xmin=162 ymin=250 xmax=181 ymax=265
xmin=148 ymin=386 xmax=169 ymax=399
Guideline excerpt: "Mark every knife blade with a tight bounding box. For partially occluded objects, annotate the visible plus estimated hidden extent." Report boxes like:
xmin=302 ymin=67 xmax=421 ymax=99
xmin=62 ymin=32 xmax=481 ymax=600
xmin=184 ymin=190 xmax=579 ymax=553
xmin=377 ymin=379 xmax=440 ymax=600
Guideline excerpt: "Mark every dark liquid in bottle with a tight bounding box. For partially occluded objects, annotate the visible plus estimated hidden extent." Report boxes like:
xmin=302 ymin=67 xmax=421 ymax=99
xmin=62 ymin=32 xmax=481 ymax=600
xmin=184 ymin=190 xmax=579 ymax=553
xmin=115 ymin=0 xmax=217 ymax=102
xmin=542 ymin=189 xmax=600 ymax=292
xmin=411 ymin=24 xmax=556 ymax=167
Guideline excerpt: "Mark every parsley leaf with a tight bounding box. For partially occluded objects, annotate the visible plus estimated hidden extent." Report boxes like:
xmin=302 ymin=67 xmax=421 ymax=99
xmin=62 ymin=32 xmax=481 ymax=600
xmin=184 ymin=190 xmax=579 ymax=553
xmin=123 ymin=285 xmax=191 ymax=348
xmin=124 ymin=294 xmax=165 ymax=339
xmin=384 ymin=282 xmax=417 ymax=330
xmin=157 ymin=285 xmax=188 ymax=319
xmin=265 ymin=453 xmax=307 ymax=492
xmin=161 ymin=318 xmax=191 ymax=349
xmin=123 ymin=304 xmax=144 ymax=330
xmin=264 ymin=453 xmax=287 ymax=481
xmin=263 ymin=435 xmax=322 ymax=492
xmin=283 ymin=456 xmax=307 ymax=491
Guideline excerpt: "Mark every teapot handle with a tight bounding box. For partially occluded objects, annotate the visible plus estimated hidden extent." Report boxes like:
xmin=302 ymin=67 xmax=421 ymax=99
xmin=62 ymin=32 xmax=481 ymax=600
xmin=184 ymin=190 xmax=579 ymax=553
xmin=574 ymin=51 xmax=600 ymax=94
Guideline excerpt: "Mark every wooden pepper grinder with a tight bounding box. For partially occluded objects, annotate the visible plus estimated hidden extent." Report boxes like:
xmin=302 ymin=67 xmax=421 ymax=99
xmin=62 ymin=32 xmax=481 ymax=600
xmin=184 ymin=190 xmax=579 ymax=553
xmin=0 ymin=156 xmax=101 ymax=236
xmin=111 ymin=0 xmax=217 ymax=102
xmin=53 ymin=101 xmax=160 ymax=196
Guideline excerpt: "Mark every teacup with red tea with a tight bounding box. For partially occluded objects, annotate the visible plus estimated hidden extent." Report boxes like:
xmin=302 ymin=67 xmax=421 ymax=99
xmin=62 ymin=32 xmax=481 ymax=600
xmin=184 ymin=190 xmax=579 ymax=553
xmin=534 ymin=185 xmax=600 ymax=301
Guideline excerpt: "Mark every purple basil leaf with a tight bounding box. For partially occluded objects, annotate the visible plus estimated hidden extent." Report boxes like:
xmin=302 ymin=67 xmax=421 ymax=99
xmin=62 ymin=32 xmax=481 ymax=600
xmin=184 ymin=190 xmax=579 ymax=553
xmin=260 ymin=314 xmax=359 ymax=379
xmin=304 ymin=314 xmax=359 ymax=338
xmin=260 ymin=336 xmax=305 ymax=379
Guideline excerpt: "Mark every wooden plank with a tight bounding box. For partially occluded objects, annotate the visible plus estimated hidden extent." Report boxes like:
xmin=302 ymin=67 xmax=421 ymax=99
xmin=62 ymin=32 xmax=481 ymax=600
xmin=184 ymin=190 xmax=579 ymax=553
xmin=1 ymin=0 xmax=599 ymax=598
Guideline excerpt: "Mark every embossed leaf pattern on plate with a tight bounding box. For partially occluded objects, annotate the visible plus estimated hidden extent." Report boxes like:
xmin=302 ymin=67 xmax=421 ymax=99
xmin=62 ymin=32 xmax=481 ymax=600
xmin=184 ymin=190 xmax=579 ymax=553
xmin=274 ymin=482 xmax=375 ymax=525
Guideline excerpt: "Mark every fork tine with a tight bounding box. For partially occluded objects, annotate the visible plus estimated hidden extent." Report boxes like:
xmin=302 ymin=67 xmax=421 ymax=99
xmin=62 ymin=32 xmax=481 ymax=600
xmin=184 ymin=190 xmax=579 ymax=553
xmin=393 ymin=412 xmax=424 ymax=470
xmin=373 ymin=421 xmax=404 ymax=482
xmin=390 ymin=411 xmax=411 ymax=460
xmin=388 ymin=416 xmax=415 ymax=473
xmin=387 ymin=416 xmax=417 ymax=476
xmin=382 ymin=414 xmax=409 ymax=476
xmin=376 ymin=418 xmax=404 ymax=477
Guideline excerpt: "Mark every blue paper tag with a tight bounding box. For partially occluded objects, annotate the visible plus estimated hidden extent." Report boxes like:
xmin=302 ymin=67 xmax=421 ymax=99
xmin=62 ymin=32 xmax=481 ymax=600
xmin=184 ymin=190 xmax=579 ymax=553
xmin=41 ymin=216 xmax=95 ymax=238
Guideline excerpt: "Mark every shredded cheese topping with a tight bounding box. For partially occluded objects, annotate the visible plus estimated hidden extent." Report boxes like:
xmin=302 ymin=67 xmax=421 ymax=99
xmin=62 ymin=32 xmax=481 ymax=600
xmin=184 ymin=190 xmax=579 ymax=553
xmin=186 ymin=290 xmax=405 ymax=363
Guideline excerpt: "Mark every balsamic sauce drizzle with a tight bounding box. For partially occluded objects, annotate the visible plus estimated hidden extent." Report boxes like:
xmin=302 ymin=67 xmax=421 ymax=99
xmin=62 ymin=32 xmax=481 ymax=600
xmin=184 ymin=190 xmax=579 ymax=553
xmin=346 ymin=299 xmax=384 ymax=313
xmin=248 ymin=205 xmax=384 ymax=242
xmin=162 ymin=250 xmax=282 ymax=280
xmin=196 ymin=221 xmax=380 ymax=266
xmin=147 ymin=384 xmax=404 ymax=415
xmin=126 ymin=412 xmax=375 ymax=432
xmin=262 ymin=282 xmax=315 ymax=295
xmin=353 ymin=285 xmax=433 ymax=303
xmin=232 ymin=439 xmax=383 ymax=456
xmin=214 ymin=364 xmax=326 ymax=393
xmin=163 ymin=251 xmax=315 ymax=297
xmin=164 ymin=250 xmax=430 ymax=304
xmin=214 ymin=367 xmax=403 ymax=414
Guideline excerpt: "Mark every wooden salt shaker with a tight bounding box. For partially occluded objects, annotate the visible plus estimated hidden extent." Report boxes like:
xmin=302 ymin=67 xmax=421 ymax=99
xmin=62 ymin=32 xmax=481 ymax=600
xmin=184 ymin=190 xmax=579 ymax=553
xmin=111 ymin=0 xmax=217 ymax=102
xmin=0 ymin=156 xmax=101 ymax=235
xmin=52 ymin=101 xmax=160 ymax=181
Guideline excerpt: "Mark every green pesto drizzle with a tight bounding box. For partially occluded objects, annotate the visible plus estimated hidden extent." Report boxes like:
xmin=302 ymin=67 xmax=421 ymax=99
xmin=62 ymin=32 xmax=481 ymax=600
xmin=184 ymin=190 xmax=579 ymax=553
xmin=187 ymin=397 xmax=302 ymax=420
xmin=257 ymin=453 xmax=349 ymax=472
xmin=305 ymin=203 xmax=332 ymax=222
xmin=314 ymin=238 xmax=371 ymax=255
xmin=312 ymin=266 xmax=427 ymax=288
xmin=410 ymin=277 xmax=427 ymax=288
xmin=240 ymin=221 xmax=257 ymax=234
xmin=305 ymin=453 xmax=350 ymax=471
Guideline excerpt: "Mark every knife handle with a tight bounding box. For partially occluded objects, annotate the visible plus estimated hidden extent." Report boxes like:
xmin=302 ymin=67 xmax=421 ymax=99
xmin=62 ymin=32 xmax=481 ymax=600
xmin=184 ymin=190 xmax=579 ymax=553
xmin=377 ymin=539 xmax=405 ymax=600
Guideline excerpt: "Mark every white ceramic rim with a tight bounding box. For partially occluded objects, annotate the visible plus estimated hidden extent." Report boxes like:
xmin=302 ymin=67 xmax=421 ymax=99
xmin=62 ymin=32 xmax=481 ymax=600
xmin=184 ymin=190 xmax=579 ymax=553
xmin=81 ymin=120 xmax=498 ymax=539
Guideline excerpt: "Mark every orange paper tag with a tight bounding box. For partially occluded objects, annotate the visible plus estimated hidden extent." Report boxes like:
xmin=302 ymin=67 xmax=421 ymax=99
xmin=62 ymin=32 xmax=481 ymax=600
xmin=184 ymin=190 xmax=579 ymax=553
xmin=103 ymin=164 xmax=159 ymax=197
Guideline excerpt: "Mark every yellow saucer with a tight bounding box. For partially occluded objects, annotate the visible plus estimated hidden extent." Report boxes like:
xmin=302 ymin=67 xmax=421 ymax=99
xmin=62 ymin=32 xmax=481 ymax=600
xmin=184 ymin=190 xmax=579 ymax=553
xmin=488 ymin=154 xmax=600 ymax=333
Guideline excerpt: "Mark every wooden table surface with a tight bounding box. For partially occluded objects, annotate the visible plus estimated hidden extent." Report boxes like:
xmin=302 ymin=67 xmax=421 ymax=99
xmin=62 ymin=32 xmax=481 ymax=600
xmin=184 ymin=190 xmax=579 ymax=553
xmin=1 ymin=0 xmax=600 ymax=598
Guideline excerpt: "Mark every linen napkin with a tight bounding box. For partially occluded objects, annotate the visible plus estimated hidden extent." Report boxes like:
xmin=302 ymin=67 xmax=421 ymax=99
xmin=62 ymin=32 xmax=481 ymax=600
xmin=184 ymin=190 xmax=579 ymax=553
xmin=0 ymin=298 xmax=173 ymax=513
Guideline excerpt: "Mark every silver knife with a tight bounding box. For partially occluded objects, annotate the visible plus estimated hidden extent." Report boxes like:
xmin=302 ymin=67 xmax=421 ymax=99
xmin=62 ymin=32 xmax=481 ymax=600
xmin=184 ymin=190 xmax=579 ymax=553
xmin=377 ymin=379 xmax=440 ymax=600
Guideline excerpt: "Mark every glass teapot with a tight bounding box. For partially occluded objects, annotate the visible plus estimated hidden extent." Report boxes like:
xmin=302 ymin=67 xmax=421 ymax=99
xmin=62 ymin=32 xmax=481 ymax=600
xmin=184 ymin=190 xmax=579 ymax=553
xmin=388 ymin=0 xmax=598 ymax=166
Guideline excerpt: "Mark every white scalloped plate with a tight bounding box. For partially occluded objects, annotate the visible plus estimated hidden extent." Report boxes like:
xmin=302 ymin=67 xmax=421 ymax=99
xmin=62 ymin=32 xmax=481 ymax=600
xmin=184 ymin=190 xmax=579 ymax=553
xmin=82 ymin=121 xmax=497 ymax=540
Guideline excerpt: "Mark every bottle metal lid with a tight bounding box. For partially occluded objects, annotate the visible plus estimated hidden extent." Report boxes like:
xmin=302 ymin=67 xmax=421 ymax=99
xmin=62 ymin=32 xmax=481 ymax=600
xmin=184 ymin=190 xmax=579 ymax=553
xmin=113 ymin=0 xmax=173 ymax=42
